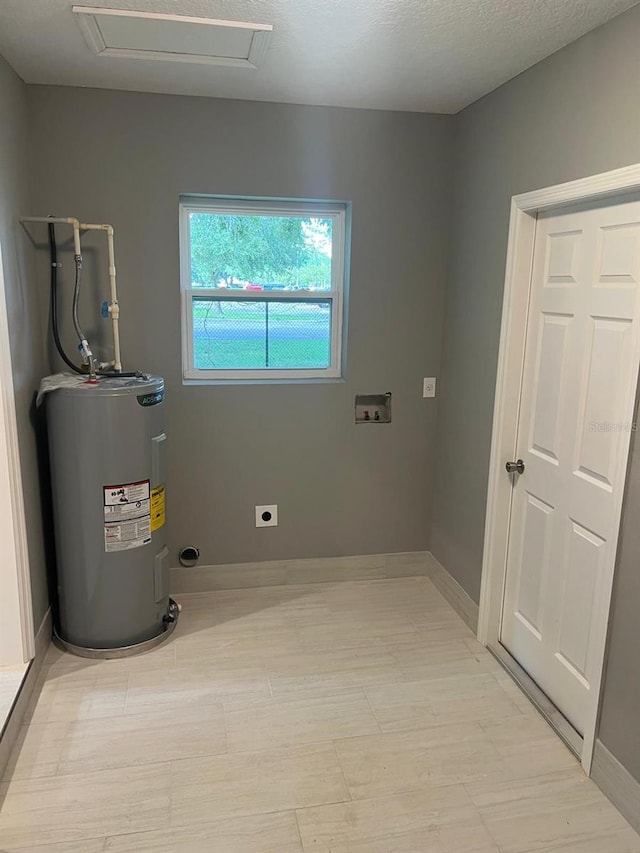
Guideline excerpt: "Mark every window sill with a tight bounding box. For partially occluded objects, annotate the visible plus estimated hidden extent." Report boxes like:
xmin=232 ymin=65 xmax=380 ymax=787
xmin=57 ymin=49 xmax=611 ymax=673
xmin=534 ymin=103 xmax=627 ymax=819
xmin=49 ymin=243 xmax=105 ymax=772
xmin=182 ymin=376 xmax=346 ymax=387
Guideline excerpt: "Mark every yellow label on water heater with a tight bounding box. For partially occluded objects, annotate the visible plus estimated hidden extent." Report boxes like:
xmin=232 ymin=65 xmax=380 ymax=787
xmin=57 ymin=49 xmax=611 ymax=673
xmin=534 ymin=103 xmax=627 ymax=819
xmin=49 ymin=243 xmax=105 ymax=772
xmin=151 ymin=484 xmax=165 ymax=532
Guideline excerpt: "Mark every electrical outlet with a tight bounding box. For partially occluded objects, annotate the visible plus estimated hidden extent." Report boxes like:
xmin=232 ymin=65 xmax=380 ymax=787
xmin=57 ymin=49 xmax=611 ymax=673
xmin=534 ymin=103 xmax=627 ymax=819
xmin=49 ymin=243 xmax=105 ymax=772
xmin=423 ymin=377 xmax=436 ymax=398
xmin=255 ymin=504 xmax=278 ymax=527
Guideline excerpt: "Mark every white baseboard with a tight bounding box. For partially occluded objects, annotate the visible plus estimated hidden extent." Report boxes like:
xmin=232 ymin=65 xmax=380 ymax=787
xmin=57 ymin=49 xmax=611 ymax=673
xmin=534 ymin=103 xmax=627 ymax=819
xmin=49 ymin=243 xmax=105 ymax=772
xmin=0 ymin=607 xmax=52 ymax=779
xmin=425 ymin=551 xmax=479 ymax=633
xmin=591 ymin=739 xmax=640 ymax=835
xmin=171 ymin=551 xmax=429 ymax=594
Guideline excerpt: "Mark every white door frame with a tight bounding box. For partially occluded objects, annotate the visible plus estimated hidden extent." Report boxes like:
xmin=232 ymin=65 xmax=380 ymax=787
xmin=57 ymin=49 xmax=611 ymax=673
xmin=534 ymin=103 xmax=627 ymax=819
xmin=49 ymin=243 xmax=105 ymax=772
xmin=478 ymin=162 xmax=640 ymax=775
xmin=0 ymin=242 xmax=35 ymax=666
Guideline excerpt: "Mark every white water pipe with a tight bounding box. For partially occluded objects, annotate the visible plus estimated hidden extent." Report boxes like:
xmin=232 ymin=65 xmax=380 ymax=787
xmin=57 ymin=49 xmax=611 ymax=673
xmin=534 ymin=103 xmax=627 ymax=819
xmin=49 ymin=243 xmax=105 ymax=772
xmin=21 ymin=216 xmax=122 ymax=371
xmin=79 ymin=223 xmax=121 ymax=372
xmin=22 ymin=216 xmax=82 ymax=255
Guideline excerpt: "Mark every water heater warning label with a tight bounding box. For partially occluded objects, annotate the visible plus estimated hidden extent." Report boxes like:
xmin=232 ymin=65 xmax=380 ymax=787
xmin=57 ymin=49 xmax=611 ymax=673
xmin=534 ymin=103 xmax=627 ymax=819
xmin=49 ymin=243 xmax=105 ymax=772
xmin=151 ymin=484 xmax=165 ymax=531
xmin=103 ymin=480 xmax=152 ymax=552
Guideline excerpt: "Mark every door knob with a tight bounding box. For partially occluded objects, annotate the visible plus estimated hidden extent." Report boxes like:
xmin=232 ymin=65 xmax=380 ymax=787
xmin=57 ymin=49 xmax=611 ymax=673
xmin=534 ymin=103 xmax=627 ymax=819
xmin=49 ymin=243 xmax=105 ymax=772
xmin=505 ymin=459 xmax=525 ymax=474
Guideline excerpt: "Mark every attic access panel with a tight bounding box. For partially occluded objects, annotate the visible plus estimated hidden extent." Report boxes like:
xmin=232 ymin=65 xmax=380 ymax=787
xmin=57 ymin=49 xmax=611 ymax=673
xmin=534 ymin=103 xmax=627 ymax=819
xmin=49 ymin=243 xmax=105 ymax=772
xmin=72 ymin=6 xmax=273 ymax=68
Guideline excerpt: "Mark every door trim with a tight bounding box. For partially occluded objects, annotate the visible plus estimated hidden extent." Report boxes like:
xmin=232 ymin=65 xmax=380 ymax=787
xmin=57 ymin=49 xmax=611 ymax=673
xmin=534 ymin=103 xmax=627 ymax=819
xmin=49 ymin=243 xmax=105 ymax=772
xmin=0 ymin=243 xmax=34 ymax=666
xmin=478 ymin=162 xmax=640 ymax=775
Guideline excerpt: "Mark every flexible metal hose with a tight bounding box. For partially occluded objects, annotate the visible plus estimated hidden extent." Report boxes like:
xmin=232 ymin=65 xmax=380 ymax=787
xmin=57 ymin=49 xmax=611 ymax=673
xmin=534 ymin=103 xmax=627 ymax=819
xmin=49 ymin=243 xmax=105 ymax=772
xmin=72 ymin=253 xmax=86 ymax=344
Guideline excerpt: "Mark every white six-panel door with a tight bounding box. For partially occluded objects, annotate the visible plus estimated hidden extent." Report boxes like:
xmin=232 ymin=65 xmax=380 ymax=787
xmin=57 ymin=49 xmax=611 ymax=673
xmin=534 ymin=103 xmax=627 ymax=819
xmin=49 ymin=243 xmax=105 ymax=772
xmin=501 ymin=194 xmax=640 ymax=736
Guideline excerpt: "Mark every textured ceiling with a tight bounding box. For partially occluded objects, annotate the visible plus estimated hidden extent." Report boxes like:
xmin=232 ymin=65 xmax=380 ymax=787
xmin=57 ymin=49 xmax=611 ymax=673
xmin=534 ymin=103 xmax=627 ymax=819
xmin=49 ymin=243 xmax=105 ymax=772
xmin=0 ymin=0 xmax=637 ymax=113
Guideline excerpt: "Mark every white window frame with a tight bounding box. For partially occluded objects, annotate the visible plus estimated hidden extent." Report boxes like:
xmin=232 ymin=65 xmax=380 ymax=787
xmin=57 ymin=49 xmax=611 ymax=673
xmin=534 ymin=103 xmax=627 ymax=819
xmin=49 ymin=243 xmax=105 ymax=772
xmin=179 ymin=196 xmax=347 ymax=382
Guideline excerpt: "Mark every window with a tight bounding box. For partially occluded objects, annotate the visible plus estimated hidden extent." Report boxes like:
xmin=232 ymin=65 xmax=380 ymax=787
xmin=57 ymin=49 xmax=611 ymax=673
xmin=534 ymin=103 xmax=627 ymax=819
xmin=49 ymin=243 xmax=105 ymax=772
xmin=179 ymin=197 xmax=348 ymax=381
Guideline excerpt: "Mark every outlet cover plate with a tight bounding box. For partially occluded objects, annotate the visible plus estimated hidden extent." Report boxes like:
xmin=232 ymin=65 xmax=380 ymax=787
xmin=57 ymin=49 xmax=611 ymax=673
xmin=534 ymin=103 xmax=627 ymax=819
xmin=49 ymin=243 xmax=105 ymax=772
xmin=255 ymin=504 xmax=278 ymax=527
xmin=423 ymin=377 xmax=436 ymax=398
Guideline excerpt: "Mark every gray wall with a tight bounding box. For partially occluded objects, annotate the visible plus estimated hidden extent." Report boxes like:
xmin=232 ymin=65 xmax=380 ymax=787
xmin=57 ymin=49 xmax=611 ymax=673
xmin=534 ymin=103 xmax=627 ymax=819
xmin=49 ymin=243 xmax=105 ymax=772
xmin=27 ymin=87 xmax=454 ymax=567
xmin=0 ymin=56 xmax=50 ymax=627
xmin=431 ymin=5 xmax=640 ymax=779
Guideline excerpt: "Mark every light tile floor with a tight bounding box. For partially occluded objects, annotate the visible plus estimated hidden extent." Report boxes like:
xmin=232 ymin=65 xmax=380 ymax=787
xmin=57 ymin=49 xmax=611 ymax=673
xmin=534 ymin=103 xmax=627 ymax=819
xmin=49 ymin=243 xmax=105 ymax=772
xmin=1 ymin=574 xmax=639 ymax=851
